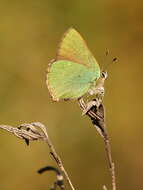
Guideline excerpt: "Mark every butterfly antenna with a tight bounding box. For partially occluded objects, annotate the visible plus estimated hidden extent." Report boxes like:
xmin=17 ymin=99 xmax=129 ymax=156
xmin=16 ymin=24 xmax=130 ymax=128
xmin=101 ymin=49 xmax=110 ymax=71
xmin=104 ymin=57 xmax=117 ymax=71
xmin=112 ymin=57 xmax=117 ymax=62
xmin=102 ymin=49 xmax=117 ymax=71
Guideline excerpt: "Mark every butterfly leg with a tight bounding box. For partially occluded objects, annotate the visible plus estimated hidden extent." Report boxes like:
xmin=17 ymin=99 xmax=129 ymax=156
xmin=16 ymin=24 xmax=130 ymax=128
xmin=85 ymin=87 xmax=97 ymax=106
xmin=78 ymin=97 xmax=100 ymax=115
xmin=81 ymin=100 xmax=97 ymax=115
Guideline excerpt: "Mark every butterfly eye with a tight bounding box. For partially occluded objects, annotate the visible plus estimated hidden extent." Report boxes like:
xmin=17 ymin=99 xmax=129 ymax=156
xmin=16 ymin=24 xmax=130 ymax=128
xmin=101 ymin=71 xmax=108 ymax=79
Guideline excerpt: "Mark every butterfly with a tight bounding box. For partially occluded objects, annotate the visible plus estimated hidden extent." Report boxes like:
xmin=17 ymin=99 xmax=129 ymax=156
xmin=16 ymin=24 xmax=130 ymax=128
xmin=46 ymin=28 xmax=107 ymax=102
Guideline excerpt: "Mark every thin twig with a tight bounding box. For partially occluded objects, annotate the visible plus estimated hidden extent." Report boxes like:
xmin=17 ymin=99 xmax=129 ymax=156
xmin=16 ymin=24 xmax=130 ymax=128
xmin=103 ymin=130 xmax=116 ymax=190
xmin=78 ymin=98 xmax=116 ymax=190
xmin=31 ymin=122 xmax=75 ymax=190
xmin=38 ymin=166 xmax=65 ymax=190
xmin=0 ymin=122 xmax=75 ymax=190
xmin=0 ymin=116 xmax=116 ymax=190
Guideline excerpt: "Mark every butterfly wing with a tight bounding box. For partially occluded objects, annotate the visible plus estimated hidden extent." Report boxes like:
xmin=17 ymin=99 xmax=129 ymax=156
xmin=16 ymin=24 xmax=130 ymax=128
xmin=47 ymin=28 xmax=100 ymax=101
xmin=47 ymin=60 xmax=99 ymax=101
xmin=57 ymin=28 xmax=99 ymax=70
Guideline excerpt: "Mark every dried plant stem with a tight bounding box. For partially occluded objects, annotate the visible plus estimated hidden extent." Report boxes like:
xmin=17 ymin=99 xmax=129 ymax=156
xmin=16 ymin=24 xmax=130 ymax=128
xmin=78 ymin=98 xmax=116 ymax=190
xmin=45 ymin=132 xmax=75 ymax=190
xmin=103 ymin=131 xmax=116 ymax=190
xmin=30 ymin=123 xmax=76 ymax=190
xmin=0 ymin=116 xmax=116 ymax=190
xmin=0 ymin=123 xmax=75 ymax=190
xmin=38 ymin=166 xmax=65 ymax=190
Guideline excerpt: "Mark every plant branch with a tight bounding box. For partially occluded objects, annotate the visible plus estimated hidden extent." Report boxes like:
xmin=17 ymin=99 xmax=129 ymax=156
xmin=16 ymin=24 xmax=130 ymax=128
xmin=38 ymin=166 xmax=65 ymax=190
xmin=0 ymin=122 xmax=75 ymax=190
xmin=78 ymin=98 xmax=116 ymax=190
xmin=0 ymin=102 xmax=116 ymax=190
xmin=31 ymin=122 xmax=76 ymax=190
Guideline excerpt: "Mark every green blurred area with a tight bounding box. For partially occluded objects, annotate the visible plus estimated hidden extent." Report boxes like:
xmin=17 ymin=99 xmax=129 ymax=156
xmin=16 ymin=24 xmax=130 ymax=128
xmin=0 ymin=0 xmax=143 ymax=189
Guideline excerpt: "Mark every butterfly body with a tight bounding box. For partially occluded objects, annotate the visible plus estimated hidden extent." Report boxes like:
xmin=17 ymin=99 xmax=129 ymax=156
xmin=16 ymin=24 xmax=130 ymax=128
xmin=47 ymin=28 xmax=101 ymax=101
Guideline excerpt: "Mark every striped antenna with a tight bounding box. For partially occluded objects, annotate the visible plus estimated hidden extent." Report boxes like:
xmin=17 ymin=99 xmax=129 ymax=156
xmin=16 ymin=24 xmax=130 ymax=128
xmin=102 ymin=49 xmax=117 ymax=71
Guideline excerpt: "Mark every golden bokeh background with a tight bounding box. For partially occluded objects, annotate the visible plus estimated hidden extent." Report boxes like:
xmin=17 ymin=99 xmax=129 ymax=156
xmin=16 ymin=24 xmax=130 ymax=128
xmin=0 ymin=0 xmax=143 ymax=189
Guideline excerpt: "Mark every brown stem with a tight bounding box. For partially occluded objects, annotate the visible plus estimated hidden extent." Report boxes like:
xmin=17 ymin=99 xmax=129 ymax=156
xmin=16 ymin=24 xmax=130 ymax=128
xmin=31 ymin=123 xmax=76 ymax=190
xmin=45 ymin=137 xmax=75 ymax=190
xmin=78 ymin=98 xmax=116 ymax=190
xmin=0 ymin=123 xmax=75 ymax=190
xmin=103 ymin=131 xmax=116 ymax=190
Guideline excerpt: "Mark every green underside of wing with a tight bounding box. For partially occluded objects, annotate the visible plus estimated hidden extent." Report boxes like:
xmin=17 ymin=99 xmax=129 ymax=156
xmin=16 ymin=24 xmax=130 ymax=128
xmin=47 ymin=60 xmax=100 ymax=100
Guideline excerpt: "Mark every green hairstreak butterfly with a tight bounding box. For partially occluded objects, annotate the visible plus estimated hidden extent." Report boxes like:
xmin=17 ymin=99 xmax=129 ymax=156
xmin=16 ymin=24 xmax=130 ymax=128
xmin=46 ymin=28 xmax=107 ymax=102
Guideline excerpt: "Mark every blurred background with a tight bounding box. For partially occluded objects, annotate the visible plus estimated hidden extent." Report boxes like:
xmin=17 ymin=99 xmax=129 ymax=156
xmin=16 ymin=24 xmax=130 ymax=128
xmin=0 ymin=0 xmax=143 ymax=189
